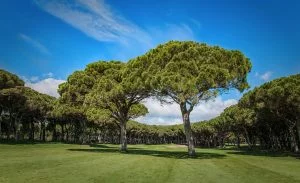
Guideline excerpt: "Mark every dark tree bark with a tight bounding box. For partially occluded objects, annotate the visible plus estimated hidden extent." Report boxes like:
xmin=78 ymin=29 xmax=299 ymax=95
xmin=0 ymin=108 xmax=2 ymax=139
xmin=14 ymin=118 xmax=20 ymax=141
xmin=296 ymin=118 xmax=300 ymax=149
xmin=290 ymin=127 xmax=299 ymax=153
xmin=29 ymin=121 xmax=34 ymax=141
xmin=236 ymin=135 xmax=241 ymax=148
xmin=243 ymin=127 xmax=252 ymax=149
xmin=60 ymin=124 xmax=64 ymax=142
xmin=41 ymin=121 xmax=46 ymax=142
xmin=52 ymin=124 xmax=57 ymax=141
xmin=0 ymin=120 xmax=2 ymax=140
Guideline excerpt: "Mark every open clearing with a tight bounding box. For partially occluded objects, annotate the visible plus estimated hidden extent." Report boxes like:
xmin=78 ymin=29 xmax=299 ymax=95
xmin=0 ymin=143 xmax=299 ymax=183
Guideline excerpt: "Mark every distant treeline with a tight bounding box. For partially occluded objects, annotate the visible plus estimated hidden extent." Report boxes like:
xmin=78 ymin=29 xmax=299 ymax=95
xmin=1 ymin=69 xmax=299 ymax=152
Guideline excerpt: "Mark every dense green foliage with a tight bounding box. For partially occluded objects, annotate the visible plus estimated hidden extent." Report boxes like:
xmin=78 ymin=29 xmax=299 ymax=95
xmin=0 ymin=143 xmax=299 ymax=183
xmin=0 ymin=86 xmax=55 ymax=141
xmin=239 ymin=74 xmax=300 ymax=152
xmin=0 ymin=69 xmax=24 ymax=89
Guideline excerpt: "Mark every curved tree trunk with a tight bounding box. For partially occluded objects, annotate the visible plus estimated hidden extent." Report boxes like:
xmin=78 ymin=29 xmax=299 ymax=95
xmin=180 ymin=103 xmax=195 ymax=157
xmin=243 ymin=127 xmax=252 ymax=149
xmin=120 ymin=120 xmax=127 ymax=152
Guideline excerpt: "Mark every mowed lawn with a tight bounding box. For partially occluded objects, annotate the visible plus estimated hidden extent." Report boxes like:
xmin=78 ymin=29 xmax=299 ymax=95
xmin=0 ymin=143 xmax=299 ymax=183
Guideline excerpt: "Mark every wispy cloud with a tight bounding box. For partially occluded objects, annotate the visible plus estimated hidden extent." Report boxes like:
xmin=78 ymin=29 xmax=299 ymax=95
xmin=255 ymin=71 xmax=273 ymax=81
xmin=35 ymin=0 xmax=152 ymax=46
xmin=19 ymin=33 xmax=50 ymax=55
xmin=35 ymin=0 xmax=199 ymax=61
xmin=189 ymin=18 xmax=202 ymax=30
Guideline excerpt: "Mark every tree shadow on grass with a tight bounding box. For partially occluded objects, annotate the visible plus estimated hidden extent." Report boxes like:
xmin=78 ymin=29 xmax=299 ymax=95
xmin=67 ymin=147 xmax=226 ymax=159
xmin=89 ymin=144 xmax=116 ymax=148
xmin=0 ymin=140 xmax=47 ymax=145
xmin=226 ymin=149 xmax=300 ymax=158
xmin=214 ymin=145 xmax=300 ymax=158
xmin=89 ymin=144 xmax=143 ymax=150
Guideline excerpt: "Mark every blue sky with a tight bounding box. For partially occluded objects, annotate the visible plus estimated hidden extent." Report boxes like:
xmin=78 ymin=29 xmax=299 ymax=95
xmin=0 ymin=0 xmax=299 ymax=124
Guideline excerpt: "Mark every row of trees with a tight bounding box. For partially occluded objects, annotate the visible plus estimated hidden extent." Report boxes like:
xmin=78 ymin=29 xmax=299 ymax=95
xmin=0 ymin=70 xmax=54 ymax=141
xmin=2 ymin=41 xmax=298 ymax=154
xmin=0 ymin=68 xmax=299 ymax=154
xmin=238 ymin=74 xmax=300 ymax=152
xmin=190 ymin=74 xmax=300 ymax=153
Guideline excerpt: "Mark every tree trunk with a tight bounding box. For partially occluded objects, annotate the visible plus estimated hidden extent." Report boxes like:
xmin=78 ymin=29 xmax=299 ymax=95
xmin=41 ymin=121 xmax=46 ymax=142
xmin=29 ymin=121 xmax=34 ymax=141
xmin=0 ymin=120 xmax=2 ymax=140
xmin=120 ymin=121 xmax=127 ymax=151
xmin=14 ymin=119 xmax=20 ymax=141
xmin=14 ymin=123 xmax=18 ymax=141
xmin=296 ymin=118 xmax=300 ymax=149
xmin=66 ymin=129 xmax=69 ymax=142
xmin=0 ymin=108 xmax=2 ymax=140
xmin=60 ymin=124 xmax=64 ymax=142
xmin=243 ymin=127 xmax=252 ymax=148
xmin=237 ymin=135 xmax=241 ymax=148
xmin=180 ymin=103 xmax=195 ymax=157
xmin=290 ymin=127 xmax=299 ymax=153
xmin=52 ymin=124 xmax=57 ymax=141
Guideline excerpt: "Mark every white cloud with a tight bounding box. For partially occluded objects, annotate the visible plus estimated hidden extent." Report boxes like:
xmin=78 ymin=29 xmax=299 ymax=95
xmin=255 ymin=71 xmax=273 ymax=81
xmin=25 ymin=78 xmax=65 ymax=98
xmin=19 ymin=33 xmax=50 ymax=55
xmin=136 ymin=97 xmax=237 ymax=125
xmin=35 ymin=0 xmax=152 ymax=46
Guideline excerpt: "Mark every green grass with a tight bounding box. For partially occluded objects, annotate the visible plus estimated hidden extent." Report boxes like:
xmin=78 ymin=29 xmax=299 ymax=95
xmin=0 ymin=143 xmax=299 ymax=183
